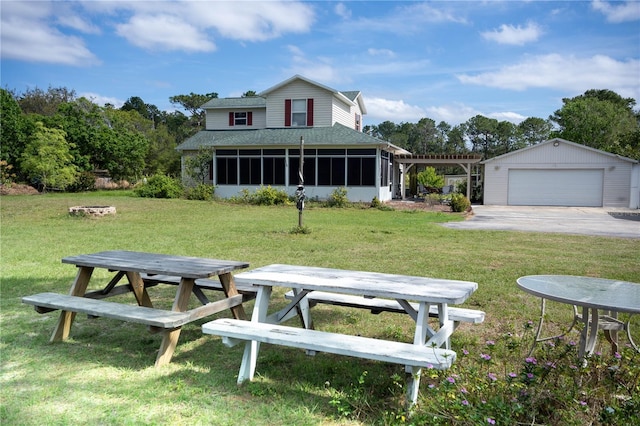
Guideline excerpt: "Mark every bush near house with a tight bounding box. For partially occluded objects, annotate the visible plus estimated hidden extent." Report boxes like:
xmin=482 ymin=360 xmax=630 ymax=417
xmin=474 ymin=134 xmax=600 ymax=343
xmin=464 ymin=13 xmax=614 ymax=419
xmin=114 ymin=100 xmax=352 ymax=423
xmin=450 ymin=193 xmax=471 ymax=212
xmin=134 ymin=174 xmax=183 ymax=199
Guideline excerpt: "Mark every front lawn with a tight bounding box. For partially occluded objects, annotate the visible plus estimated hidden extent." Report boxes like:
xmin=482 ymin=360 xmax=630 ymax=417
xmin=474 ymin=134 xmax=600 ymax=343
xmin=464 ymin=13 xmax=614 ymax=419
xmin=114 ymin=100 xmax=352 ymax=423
xmin=1 ymin=192 xmax=638 ymax=425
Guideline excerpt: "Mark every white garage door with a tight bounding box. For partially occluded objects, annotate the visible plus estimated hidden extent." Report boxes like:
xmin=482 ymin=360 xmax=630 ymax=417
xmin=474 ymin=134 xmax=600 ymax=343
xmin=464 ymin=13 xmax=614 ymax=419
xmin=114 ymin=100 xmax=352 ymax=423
xmin=508 ymin=169 xmax=604 ymax=206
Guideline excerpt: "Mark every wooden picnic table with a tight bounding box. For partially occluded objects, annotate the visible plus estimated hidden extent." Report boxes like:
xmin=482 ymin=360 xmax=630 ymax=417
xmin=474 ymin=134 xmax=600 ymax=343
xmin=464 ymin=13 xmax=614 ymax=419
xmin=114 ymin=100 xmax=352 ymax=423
xmin=202 ymin=264 xmax=480 ymax=407
xmin=22 ymin=250 xmax=250 ymax=366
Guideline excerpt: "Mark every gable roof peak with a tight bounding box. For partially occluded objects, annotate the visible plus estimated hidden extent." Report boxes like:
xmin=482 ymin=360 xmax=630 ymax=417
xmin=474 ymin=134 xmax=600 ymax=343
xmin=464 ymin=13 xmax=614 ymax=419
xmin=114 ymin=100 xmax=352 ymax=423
xmin=258 ymin=75 xmax=359 ymax=109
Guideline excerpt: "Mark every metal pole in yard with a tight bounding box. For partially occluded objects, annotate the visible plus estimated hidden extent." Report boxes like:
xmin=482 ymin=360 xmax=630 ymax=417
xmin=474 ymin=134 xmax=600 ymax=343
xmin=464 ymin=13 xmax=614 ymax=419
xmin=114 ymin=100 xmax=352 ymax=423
xmin=296 ymin=136 xmax=305 ymax=227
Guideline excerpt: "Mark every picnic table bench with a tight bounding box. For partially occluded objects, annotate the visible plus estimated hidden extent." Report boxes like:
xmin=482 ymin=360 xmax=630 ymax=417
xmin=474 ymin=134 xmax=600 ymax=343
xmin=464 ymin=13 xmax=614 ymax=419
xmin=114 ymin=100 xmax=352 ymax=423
xmin=22 ymin=251 xmax=250 ymax=366
xmin=203 ymin=264 xmax=482 ymax=407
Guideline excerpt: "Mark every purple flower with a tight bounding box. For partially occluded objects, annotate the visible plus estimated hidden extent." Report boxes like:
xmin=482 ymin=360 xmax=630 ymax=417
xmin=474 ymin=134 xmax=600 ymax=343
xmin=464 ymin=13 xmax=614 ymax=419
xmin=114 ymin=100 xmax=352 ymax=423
xmin=569 ymin=340 xmax=577 ymax=346
xmin=460 ymin=387 xmax=468 ymax=394
xmin=486 ymin=340 xmax=495 ymax=346
xmin=462 ymin=349 xmax=469 ymax=355
xmin=447 ymin=376 xmax=455 ymax=384
xmin=428 ymin=384 xmax=436 ymax=389
xmin=614 ymin=352 xmax=622 ymax=359
xmin=526 ymin=373 xmax=534 ymax=379
xmin=487 ymin=418 xmax=496 ymax=424
xmin=579 ymin=401 xmax=587 ymax=406
xmin=508 ymin=372 xmax=517 ymax=378
xmin=487 ymin=372 xmax=497 ymax=381
xmin=480 ymin=353 xmax=491 ymax=361
xmin=545 ymin=361 xmax=557 ymax=369
xmin=462 ymin=399 xmax=469 ymax=406
xmin=525 ymin=356 xmax=537 ymax=364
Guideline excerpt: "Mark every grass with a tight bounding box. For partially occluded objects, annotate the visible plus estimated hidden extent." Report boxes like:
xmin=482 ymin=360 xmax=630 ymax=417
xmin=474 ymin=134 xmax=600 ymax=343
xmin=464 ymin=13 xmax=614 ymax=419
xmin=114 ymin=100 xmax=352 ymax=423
xmin=1 ymin=192 xmax=639 ymax=425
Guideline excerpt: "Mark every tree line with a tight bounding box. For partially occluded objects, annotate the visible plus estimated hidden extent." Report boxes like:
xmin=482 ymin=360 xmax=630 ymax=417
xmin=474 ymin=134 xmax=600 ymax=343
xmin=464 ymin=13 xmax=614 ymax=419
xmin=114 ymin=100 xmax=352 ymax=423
xmin=1 ymin=86 xmax=638 ymax=192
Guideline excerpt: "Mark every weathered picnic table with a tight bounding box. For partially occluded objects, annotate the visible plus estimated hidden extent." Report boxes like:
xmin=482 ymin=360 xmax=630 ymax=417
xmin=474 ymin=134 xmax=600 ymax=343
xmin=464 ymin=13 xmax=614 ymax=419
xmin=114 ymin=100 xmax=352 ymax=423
xmin=202 ymin=264 xmax=482 ymax=406
xmin=22 ymin=250 xmax=250 ymax=366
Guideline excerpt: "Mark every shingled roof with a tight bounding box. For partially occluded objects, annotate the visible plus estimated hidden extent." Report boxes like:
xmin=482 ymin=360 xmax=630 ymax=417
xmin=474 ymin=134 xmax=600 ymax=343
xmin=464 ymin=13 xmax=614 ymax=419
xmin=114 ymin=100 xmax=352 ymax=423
xmin=176 ymin=123 xmax=409 ymax=155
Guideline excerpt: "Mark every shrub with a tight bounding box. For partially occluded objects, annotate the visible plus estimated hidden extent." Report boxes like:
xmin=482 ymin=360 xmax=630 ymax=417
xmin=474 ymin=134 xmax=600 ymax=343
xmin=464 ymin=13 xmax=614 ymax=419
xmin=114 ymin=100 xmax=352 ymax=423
xmin=328 ymin=187 xmax=348 ymax=208
xmin=185 ymin=183 xmax=214 ymax=201
xmin=134 ymin=174 xmax=183 ymax=199
xmin=450 ymin=193 xmax=471 ymax=212
xmin=250 ymin=185 xmax=289 ymax=205
xmin=370 ymin=197 xmax=381 ymax=208
xmin=67 ymin=171 xmax=96 ymax=192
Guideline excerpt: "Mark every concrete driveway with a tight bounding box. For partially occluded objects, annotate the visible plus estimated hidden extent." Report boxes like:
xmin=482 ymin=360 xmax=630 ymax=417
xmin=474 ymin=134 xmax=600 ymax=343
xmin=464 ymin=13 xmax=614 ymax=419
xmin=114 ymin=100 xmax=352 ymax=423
xmin=441 ymin=205 xmax=640 ymax=239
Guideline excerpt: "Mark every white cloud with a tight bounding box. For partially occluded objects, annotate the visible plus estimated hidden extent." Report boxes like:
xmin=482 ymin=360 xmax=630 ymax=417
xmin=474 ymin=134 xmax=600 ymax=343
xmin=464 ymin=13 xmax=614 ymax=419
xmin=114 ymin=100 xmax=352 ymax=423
xmin=591 ymin=0 xmax=640 ymax=23
xmin=481 ymin=22 xmax=543 ymax=45
xmin=426 ymin=103 xmax=483 ymax=126
xmin=334 ymin=3 xmax=352 ymax=20
xmin=116 ymin=14 xmax=216 ymax=52
xmin=366 ymin=97 xmax=427 ymax=122
xmin=488 ymin=111 xmax=527 ymax=124
xmin=0 ymin=1 xmax=98 ymax=65
xmin=367 ymin=48 xmax=395 ymax=58
xmin=284 ymin=45 xmax=347 ymax=85
xmin=80 ymin=92 xmax=124 ymax=108
xmin=457 ymin=54 xmax=640 ymax=100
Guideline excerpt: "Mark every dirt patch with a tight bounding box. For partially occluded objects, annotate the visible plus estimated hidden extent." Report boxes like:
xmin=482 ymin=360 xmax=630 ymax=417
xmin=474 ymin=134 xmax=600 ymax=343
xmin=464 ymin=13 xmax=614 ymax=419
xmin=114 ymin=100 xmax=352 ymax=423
xmin=0 ymin=184 xmax=40 ymax=195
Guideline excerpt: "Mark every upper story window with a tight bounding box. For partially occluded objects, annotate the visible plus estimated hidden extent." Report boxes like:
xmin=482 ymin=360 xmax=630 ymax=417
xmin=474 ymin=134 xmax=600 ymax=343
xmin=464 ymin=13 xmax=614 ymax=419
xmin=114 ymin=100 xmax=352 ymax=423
xmin=285 ymin=99 xmax=314 ymax=127
xmin=235 ymin=112 xmax=247 ymax=125
xmin=291 ymin=99 xmax=307 ymax=126
xmin=355 ymin=114 xmax=361 ymax=132
xmin=228 ymin=111 xmax=253 ymax=127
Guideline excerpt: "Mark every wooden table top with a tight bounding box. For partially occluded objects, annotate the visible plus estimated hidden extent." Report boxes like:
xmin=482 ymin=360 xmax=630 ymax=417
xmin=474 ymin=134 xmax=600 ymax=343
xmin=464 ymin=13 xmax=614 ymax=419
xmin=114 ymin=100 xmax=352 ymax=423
xmin=235 ymin=264 xmax=477 ymax=304
xmin=62 ymin=250 xmax=250 ymax=279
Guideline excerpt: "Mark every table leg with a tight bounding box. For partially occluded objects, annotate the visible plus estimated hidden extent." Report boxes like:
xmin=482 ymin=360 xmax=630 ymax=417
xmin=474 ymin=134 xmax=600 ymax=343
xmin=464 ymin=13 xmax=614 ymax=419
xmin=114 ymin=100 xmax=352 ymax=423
xmin=155 ymin=277 xmax=195 ymax=367
xmin=126 ymin=271 xmax=153 ymax=307
xmin=579 ymin=307 xmax=600 ymax=358
xmin=51 ymin=266 xmax=94 ymax=342
xmin=219 ymin=272 xmax=247 ymax=320
xmin=238 ymin=286 xmax=272 ymax=384
xmin=406 ymin=302 xmax=430 ymax=407
xmin=602 ymin=311 xmax=619 ymax=354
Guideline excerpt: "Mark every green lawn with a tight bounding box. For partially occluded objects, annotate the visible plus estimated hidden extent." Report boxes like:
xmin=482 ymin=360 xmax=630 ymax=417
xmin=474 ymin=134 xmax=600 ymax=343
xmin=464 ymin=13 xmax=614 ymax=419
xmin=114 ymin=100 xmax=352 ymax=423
xmin=1 ymin=192 xmax=639 ymax=425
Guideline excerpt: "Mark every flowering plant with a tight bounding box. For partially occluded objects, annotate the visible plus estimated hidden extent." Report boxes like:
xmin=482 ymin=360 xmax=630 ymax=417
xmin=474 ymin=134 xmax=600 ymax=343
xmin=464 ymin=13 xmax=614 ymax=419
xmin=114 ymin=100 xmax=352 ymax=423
xmin=403 ymin=322 xmax=640 ymax=425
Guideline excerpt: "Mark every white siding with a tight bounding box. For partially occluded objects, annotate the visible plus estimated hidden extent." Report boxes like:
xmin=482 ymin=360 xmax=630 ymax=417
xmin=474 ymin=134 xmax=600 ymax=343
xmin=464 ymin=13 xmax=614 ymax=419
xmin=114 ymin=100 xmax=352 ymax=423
xmin=265 ymin=80 xmax=334 ymax=128
xmin=484 ymin=141 xmax=635 ymax=208
xmin=206 ymin=109 xmax=266 ymax=130
xmin=332 ymin=98 xmax=357 ymax=129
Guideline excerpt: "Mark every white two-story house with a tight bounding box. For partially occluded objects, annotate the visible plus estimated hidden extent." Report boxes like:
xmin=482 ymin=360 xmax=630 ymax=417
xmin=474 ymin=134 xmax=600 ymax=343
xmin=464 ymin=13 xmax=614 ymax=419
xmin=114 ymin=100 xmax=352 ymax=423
xmin=176 ymin=75 xmax=409 ymax=202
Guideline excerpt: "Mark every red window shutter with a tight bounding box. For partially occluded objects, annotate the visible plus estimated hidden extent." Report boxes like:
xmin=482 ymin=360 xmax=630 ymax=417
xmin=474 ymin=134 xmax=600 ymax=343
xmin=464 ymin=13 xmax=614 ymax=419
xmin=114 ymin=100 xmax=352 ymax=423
xmin=229 ymin=112 xmax=234 ymax=126
xmin=247 ymin=111 xmax=253 ymax=126
xmin=307 ymin=98 xmax=314 ymax=126
xmin=284 ymin=99 xmax=292 ymax=127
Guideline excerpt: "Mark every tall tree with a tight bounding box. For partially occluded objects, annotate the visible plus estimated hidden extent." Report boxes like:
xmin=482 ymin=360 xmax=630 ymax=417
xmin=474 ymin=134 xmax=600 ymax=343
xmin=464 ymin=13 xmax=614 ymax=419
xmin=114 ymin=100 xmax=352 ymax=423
xmin=518 ymin=117 xmax=552 ymax=146
xmin=0 ymin=89 xmax=29 ymax=172
xmin=20 ymin=122 xmax=77 ymax=191
xmin=465 ymin=115 xmax=499 ymax=158
xmin=169 ymin=92 xmax=218 ymax=128
xmin=18 ymin=86 xmax=76 ymax=116
xmin=550 ymin=89 xmax=639 ymax=158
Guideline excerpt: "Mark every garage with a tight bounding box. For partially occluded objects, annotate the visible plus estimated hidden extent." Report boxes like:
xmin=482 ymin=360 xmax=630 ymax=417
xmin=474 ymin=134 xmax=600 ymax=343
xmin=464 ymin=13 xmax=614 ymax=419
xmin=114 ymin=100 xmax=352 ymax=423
xmin=508 ymin=169 xmax=603 ymax=207
xmin=482 ymin=138 xmax=639 ymax=209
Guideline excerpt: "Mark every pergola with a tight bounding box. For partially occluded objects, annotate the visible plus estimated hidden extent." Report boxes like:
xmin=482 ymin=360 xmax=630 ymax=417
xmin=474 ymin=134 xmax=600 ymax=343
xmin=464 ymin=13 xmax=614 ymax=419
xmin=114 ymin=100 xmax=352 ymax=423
xmin=394 ymin=154 xmax=483 ymax=200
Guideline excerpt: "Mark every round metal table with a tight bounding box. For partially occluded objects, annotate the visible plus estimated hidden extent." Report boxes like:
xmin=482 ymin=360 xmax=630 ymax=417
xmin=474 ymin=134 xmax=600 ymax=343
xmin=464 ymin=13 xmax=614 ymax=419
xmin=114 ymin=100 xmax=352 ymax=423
xmin=517 ymin=275 xmax=640 ymax=357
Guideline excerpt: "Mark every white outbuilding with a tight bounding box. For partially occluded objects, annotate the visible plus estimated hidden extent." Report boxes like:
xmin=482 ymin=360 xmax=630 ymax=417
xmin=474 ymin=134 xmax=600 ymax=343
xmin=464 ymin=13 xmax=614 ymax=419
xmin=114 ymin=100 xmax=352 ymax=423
xmin=482 ymin=138 xmax=639 ymax=209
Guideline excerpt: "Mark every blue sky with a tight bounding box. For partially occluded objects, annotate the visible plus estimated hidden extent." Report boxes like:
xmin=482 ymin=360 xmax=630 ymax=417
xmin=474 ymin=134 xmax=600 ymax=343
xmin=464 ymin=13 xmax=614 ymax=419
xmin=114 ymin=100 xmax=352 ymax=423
xmin=1 ymin=1 xmax=639 ymax=126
